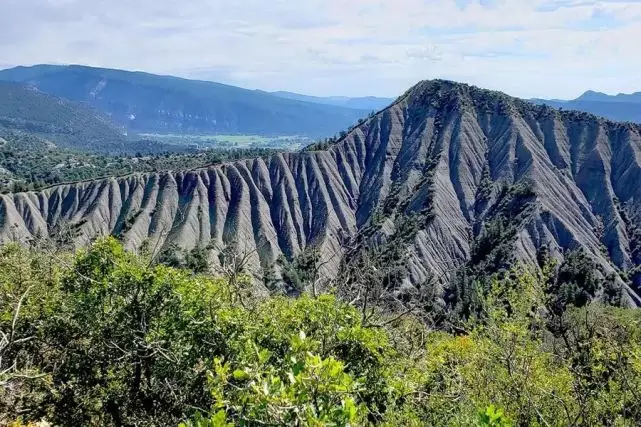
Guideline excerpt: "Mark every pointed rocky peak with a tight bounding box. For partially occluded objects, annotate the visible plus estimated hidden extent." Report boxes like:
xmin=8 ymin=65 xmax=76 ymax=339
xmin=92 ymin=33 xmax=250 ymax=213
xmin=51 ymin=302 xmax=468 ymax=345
xmin=399 ymin=79 xmax=529 ymax=122
xmin=576 ymin=90 xmax=609 ymax=102
xmin=402 ymin=80 xmax=641 ymax=130
xmin=309 ymin=79 xmax=640 ymax=156
xmin=306 ymin=80 xmax=524 ymax=153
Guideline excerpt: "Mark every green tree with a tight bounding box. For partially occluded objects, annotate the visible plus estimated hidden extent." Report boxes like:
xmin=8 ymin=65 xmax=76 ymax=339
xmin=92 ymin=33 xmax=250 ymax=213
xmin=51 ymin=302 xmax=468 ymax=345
xmin=37 ymin=238 xmax=227 ymax=425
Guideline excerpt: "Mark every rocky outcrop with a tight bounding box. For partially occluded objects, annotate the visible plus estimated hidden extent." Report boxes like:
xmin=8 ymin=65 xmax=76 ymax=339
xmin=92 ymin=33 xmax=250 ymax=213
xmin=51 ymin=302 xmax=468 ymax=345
xmin=3 ymin=80 xmax=641 ymax=303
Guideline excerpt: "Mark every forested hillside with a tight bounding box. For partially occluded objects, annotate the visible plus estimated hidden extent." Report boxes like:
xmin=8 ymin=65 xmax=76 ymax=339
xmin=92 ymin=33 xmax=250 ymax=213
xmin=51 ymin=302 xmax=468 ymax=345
xmin=0 ymin=82 xmax=128 ymax=151
xmin=0 ymin=65 xmax=369 ymax=137
xmin=270 ymin=91 xmax=394 ymax=111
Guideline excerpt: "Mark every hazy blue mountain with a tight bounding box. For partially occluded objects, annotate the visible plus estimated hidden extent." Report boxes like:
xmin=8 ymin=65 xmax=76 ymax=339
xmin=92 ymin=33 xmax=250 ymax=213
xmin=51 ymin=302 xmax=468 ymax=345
xmin=270 ymin=90 xmax=394 ymax=111
xmin=575 ymin=90 xmax=641 ymax=104
xmin=532 ymin=90 xmax=641 ymax=123
xmin=0 ymin=65 xmax=369 ymax=137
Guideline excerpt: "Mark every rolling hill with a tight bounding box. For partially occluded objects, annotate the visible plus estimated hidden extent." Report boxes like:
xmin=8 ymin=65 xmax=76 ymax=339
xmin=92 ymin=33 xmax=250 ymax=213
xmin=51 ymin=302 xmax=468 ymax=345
xmin=0 ymin=65 xmax=370 ymax=137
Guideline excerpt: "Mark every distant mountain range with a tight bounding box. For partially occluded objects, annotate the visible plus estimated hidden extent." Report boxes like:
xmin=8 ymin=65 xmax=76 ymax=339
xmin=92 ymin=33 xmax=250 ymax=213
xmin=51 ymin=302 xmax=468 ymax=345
xmin=576 ymin=90 xmax=641 ymax=104
xmin=532 ymin=90 xmax=641 ymax=123
xmin=0 ymin=65 xmax=377 ymax=138
xmin=269 ymin=91 xmax=394 ymax=111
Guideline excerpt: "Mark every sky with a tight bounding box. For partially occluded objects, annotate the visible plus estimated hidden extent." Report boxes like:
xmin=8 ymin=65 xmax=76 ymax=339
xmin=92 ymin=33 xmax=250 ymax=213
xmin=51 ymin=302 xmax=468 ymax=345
xmin=1 ymin=0 xmax=641 ymax=99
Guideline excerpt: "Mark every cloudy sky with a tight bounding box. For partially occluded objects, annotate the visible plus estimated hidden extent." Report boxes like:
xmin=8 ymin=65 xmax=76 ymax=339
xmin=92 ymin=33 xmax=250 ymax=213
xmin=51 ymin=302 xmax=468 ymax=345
xmin=2 ymin=0 xmax=641 ymax=99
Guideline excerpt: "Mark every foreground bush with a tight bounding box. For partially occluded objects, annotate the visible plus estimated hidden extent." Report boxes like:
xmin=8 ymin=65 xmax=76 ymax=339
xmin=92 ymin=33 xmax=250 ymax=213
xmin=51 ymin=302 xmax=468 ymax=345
xmin=1 ymin=238 xmax=640 ymax=426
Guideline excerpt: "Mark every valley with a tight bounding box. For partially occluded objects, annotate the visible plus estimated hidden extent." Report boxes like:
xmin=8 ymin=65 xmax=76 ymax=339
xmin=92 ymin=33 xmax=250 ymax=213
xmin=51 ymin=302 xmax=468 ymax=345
xmin=138 ymin=133 xmax=312 ymax=151
xmin=0 ymin=132 xmax=277 ymax=193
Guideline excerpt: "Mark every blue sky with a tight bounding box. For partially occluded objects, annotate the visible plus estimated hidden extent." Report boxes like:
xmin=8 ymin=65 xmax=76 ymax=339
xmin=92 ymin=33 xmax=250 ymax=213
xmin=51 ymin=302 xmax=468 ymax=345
xmin=2 ymin=0 xmax=641 ymax=99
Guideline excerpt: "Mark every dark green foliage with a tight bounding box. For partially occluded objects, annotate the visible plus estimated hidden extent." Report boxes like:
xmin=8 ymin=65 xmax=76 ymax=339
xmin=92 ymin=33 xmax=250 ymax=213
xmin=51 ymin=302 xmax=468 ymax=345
xmin=269 ymin=247 xmax=322 ymax=296
xmin=303 ymin=132 xmax=348 ymax=151
xmin=381 ymin=184 xmax=403 ymax=216
xmin=447 ymin=181 xmax=537 ymax=319
xmin=377 ymin=215 xmax=422 ymax=286
xmin=474 ymin=162 xmax=493 ymax=215
xmin=157 ymin=244 xmax=211 ymax=274
xmin=114 ymin=211 xmax=144 ymax=240
xmin=351 ymin=210 xmax=422 ymax=293
xmin=1 ymin=238 xmax=227 ymax=425
xmin=185 ymin=246 xmax=211 ymax=274
xmin=157 ymin=243 xmax=185 ymax=269
xmin=546 ymin=249 xmax=610 ymax=313
xmin=472 ymin=180 xmax=536 ymax=247
xmin=0 ymin=132 xmax=277 ymax=193
xmin=556 ymin=250 xmax=603 ymax=307
xmin=47 ymin=242 xmax=219 ymax=425
xmin=615 ymin=200 xmax=641 ymax=287
xmin=615 ymin=201 xmax=641 ymax=262
xmin=303 ymin=138 xmax=333 ymax=151
xmin=602 ymin=273 xmax=625 ymax=307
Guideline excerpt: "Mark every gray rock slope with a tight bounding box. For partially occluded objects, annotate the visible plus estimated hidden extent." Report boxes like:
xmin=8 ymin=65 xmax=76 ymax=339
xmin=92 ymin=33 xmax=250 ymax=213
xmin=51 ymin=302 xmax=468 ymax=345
xmin=2 ymin=80 xmax=641 ymax=302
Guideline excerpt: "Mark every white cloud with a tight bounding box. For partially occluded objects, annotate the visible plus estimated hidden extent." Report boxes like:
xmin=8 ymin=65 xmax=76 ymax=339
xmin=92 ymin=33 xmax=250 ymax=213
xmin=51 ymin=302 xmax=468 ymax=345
xmin=1 ymin=0 xmax=641 ymax=98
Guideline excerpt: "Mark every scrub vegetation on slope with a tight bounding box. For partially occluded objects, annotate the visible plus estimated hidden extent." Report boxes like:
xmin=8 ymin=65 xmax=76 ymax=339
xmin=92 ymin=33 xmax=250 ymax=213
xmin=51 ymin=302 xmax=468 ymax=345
xmin=1 ymin=238 xmax=641 ymax=426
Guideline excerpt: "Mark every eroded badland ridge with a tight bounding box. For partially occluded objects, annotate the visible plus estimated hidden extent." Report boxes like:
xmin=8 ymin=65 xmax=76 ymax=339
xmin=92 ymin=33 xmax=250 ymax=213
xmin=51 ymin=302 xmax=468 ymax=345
xmin=3 ymin=80 xmax=641 ymax=303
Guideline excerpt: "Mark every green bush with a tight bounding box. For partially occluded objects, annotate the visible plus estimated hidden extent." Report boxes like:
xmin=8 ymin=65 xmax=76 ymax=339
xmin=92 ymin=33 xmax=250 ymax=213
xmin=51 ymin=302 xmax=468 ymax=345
xmin=1 ymin=239 xmax=641 ymax=426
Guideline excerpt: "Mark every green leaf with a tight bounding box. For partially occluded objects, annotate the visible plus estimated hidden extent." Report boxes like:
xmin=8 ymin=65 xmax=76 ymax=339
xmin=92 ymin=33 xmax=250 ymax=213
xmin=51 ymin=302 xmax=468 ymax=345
xmin=292 ymin=359 xmax=305 ymax=376
xmin=232 ymin=369 xmax=249 ymax=381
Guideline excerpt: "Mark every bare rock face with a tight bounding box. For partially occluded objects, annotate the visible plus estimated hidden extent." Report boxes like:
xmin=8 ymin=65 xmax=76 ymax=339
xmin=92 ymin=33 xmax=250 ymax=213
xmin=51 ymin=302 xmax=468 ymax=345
xmin=3 ymin=80 xmax=641 ymax=303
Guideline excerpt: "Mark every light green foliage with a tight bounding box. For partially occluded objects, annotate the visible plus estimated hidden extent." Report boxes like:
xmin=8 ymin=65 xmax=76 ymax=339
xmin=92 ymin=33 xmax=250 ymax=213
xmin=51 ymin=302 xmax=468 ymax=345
xmin=1 ymin=239 xmax=641 ymax=426
xmin=478 ymin=405 xmax=512 ymax=427
xmin=390 ymin=269 xmax=641 ymax=426
xmin=209 ymin=354 xmax=363 ymax=426
xmin=1 ymin=238 xmax=231 ymax=425
xmin=206 ymin=295 xmax=387 ymax=425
